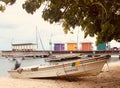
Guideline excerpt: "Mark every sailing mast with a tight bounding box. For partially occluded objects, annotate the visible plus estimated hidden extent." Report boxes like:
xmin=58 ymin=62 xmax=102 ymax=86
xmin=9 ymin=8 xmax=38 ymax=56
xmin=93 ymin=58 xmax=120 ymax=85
xmin=36 ymin=26 xmax=38 ymax=49
xmin=77 ymin=29 xmax=79 ymax=50
xmin=36 ymin=26 xmax=45 ymax=50
xmin=38 ymin=31 xmax=45 ymax=50
xmin=36 ymin=26 xmax=45 ymax=51
xmin=49 ymin=34 xmax=53 ymax=51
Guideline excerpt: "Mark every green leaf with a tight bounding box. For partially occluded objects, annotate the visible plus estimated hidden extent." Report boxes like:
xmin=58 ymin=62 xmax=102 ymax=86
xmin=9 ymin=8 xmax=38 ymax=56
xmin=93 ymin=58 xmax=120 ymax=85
xmin=90 ymin=0 xmax=93 ymax=3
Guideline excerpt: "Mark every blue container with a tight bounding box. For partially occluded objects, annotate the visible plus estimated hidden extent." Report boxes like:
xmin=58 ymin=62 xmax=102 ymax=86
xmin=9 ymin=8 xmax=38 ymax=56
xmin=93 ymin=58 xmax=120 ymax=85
xmin=97 ymin=42 xmax=106 ymax=50
xmin=54 ymin=43 xmax=65 ymax=51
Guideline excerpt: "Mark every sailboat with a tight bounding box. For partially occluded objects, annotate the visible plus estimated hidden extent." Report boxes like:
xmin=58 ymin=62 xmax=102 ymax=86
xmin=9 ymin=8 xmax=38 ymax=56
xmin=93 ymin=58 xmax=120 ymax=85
xmin=8 ymin=55 xmax=110 ymax=78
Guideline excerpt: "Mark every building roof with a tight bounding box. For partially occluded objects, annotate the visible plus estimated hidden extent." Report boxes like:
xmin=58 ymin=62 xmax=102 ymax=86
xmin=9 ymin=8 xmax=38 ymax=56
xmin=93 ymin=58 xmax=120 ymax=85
xmin=12 ymin=43 xmax=36 ymax=46
xmin=81 ymin=42 xmax=92 ymax=44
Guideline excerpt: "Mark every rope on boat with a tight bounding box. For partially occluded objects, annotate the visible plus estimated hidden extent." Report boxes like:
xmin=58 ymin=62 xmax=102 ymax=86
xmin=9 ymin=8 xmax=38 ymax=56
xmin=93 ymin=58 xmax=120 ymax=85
xmin=62 ymin=63 xmax=73 ymax=81
xmin=81 ymin=62 xmax=86 ymax=73
xmin=56 ymin=63 xmax=68 ymax=79
xmin=62 ymin=64 xmax=68 ymax=77
xmin=17 ymin=69 xmax=23 ymax=74
xmin=106 ymin=61 xmax=110 ymax=72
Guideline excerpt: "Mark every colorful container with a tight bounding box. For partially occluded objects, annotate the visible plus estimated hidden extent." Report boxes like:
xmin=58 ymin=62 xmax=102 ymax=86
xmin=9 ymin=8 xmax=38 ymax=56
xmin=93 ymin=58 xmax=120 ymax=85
xmin=54 ymin=43 xmax=65 ymax=51
xmin=67 ymin=43 xmax=77 ymax=51
xmin=97 ymin=42 xmax=106 ymax=50
xmin=81 ymin=42 xmax=92 ymax=51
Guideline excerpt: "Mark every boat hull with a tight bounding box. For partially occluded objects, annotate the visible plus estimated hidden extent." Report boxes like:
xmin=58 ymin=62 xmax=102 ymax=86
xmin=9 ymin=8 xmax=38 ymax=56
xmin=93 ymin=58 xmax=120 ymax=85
xmin=8 ymin=55 xmax=109 ymax=78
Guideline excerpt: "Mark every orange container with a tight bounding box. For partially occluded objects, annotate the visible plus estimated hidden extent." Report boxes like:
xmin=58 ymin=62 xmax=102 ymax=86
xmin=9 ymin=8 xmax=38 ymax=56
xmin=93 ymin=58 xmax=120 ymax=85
xmin=81 ymin=42 xmax=92 ymax=51
xmin=67 ymin=43 xmax=77 ymax=51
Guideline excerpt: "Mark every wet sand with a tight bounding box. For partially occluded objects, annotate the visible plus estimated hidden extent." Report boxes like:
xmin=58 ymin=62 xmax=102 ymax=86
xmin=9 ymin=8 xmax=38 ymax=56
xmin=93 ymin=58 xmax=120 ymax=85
xmin=0 ymin=61 xmax=120 ymax=88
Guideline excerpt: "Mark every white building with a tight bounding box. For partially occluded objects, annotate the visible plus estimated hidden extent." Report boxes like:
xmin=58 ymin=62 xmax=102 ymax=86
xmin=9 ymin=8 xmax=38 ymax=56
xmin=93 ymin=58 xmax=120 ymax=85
xmin=12 ymin=43 xmax=37 ymax=51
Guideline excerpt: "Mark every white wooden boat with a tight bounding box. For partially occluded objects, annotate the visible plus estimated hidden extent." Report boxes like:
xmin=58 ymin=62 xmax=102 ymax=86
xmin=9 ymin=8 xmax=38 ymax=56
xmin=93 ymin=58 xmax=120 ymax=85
xmin=8 ymin=55 xmax=110 ymax=78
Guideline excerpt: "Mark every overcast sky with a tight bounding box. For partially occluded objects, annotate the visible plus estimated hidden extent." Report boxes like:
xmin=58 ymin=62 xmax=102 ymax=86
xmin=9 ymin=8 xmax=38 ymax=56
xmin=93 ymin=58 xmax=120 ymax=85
xmin=0 ymin=1 xmax=119 ymax=50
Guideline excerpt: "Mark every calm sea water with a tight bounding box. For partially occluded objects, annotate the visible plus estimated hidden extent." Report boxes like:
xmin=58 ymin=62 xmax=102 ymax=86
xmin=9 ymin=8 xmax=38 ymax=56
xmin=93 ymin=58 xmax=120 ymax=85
xmin=0 ymin=57 xmax=50 ymax=77
xmin=0 ymin=55 xmax=119 ymax=77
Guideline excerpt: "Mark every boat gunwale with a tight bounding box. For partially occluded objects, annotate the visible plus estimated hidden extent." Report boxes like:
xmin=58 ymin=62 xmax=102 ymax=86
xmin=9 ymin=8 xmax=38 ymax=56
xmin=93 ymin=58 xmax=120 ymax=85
xmin=8 ymin=55 xmax=109 ymax=72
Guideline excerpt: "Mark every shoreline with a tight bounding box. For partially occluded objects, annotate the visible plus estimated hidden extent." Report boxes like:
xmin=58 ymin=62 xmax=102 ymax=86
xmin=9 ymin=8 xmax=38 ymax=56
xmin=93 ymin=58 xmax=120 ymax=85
xmin=0 ymin=61 xmax=120 ymax=88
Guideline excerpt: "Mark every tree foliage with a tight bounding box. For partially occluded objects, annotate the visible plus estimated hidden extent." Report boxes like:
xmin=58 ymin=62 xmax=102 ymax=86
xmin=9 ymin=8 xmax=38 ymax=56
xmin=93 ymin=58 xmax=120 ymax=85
xmin=1 ymin=0 xmax=120 ymax=44
xmin=0 ymin=0 xmax=16 ymax=11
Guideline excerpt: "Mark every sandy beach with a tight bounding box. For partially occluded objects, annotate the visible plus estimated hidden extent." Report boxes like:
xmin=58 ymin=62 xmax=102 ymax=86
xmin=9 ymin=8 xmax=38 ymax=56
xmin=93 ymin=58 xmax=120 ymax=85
xmin=0 ymin=61 xmax=120 ymax=88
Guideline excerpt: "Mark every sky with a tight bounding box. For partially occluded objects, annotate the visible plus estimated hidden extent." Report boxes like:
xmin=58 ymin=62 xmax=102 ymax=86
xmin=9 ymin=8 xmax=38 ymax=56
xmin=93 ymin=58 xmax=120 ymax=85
xmin=0 ymin=0 xmax=119 ymax=50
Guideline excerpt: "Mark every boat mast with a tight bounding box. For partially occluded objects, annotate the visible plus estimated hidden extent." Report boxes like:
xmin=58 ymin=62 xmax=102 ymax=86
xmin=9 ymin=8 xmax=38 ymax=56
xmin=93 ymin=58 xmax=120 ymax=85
xmin=77 ymin=29 xmax=79 ymax=50
xmin=36 ymin=26 xmax=38 ymax=49
xmin=11 ymin=38 xmax=14 ymax=51
xmin=49 ymin=34 xmax=53 ymax=51
xmin=38 ymin=30 xmax=45 ymax=51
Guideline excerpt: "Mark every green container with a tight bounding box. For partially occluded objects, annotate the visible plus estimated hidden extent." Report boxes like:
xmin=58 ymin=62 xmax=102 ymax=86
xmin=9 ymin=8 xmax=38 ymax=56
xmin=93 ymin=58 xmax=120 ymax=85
xmin=97 ymin=42 xmax=106 ymax=50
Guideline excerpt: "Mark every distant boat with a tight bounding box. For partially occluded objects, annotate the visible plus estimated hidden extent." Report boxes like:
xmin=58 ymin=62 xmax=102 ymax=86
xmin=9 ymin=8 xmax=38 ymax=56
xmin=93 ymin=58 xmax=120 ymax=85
xmin=8 ymin=55 xmax=110 ymax=78
xmin=45 ymin=53 xmax=82 ymax=62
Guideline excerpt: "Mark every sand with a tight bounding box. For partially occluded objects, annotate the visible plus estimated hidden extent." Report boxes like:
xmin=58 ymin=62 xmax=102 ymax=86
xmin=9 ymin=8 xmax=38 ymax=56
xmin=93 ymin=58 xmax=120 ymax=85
xmin=0 ymin=61 xmax=120 ymax=88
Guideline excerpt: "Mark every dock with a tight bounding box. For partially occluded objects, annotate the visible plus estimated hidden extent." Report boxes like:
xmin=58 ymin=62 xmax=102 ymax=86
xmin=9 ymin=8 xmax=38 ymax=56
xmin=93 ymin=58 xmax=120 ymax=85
xmin=1 ymin=50 xmax=120 ymax=59
xmin=1 ymin=51 xmax=50 ymax=58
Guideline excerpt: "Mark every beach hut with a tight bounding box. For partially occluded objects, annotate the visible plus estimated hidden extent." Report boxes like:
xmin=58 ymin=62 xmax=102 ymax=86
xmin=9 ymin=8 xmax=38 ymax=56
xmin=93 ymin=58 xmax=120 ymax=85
xmin=81 ymin=42 xmax=92 ymax=51
xmin=54 ymin=43 xmax=65 ymax=51
xmin=67 ymin=43 xmax=77 ymax=51
xmin=97 ymin=42 xmax=106 ymax=50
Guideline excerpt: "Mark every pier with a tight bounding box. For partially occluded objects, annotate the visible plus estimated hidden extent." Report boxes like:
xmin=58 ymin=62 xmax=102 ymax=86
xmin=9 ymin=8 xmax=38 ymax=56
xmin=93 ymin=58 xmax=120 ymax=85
xmin=1 ymin=50 xmax=120 ymax=59
xmin=1 ymin=51 xmax=49 ymax=58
